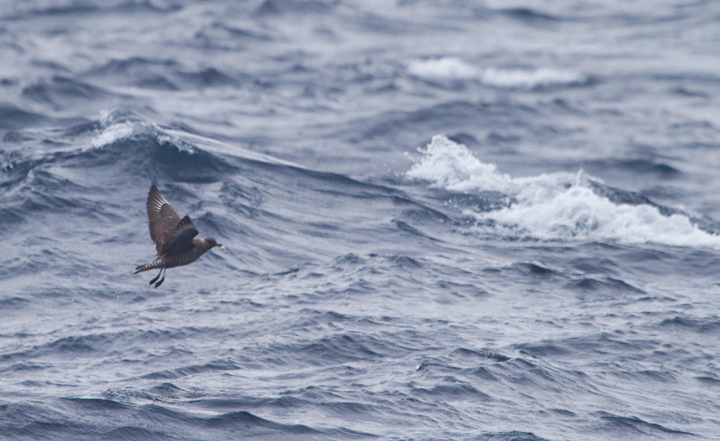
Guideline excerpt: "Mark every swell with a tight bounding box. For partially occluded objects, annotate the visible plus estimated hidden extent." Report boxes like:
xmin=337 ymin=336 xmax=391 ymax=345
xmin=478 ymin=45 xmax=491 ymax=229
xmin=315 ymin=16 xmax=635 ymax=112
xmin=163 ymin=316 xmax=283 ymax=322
xmin=0 ymin=400 xmax=372 ymax=440
xmin=83 ymin=56 xmax=250 ymax=90
xmin=0 ymin=328 xmax=219 ymax=364
xmin=0 ymin=103 xmax=51 ymax=130
xmin=1 ymin=111 xmax=459 ymax=281
xmin=0 ymin=114 xmax=240 ymax=237
xmin=2 ymin=0 xmax=180 ymax=20
xmin=499 ymin=7 xmax=561 ymax=24
xmin=21 ymin=76 xmax=112 ymax=108
xmin=253 ymin=0 xmax=337 ymax=17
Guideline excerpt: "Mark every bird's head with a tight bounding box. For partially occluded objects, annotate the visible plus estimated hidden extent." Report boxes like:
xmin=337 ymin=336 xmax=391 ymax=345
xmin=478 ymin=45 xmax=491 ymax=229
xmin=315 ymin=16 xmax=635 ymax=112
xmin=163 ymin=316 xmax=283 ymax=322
xmin=204 ymin=238 xmax=225 ymax=251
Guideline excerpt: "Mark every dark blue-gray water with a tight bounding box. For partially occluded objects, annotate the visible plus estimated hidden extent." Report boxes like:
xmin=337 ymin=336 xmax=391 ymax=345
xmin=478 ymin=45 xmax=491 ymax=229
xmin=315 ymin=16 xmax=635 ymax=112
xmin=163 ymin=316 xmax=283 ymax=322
xmin=2 ymin=1 xmax=720 ymax=440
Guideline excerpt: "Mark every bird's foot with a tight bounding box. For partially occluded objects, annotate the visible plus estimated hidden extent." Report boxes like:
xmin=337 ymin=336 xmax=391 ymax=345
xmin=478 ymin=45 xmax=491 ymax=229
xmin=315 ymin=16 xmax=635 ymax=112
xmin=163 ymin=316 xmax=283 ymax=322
xmin=149 ymin=270 xmax=162 ymax=285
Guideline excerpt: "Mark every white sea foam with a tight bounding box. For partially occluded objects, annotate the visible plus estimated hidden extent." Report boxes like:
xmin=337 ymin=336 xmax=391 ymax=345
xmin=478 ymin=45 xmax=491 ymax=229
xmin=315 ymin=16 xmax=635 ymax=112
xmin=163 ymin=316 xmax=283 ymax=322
xmin=407 ymin=57 xmax=585 ymax=89
xmin=481 ymin=67 xmax=585 ymax=89
xmin=407 ymin=135 xmax=720 ymax=248
xmin=90 ymin=121 xmax=137 ymax=149
xmin=89 ymin=116 xmax=198 ymax=154
xmin=88 ymin=112 xmax=302 ymax=167
xmin=407 ymin=57 xmax=481 ymax=80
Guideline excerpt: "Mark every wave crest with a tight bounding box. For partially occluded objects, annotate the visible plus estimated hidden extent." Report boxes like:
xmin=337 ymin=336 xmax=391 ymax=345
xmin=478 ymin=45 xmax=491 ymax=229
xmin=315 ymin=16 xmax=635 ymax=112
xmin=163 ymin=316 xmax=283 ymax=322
xmin=407 ymin=135 xmax=720 ymax=248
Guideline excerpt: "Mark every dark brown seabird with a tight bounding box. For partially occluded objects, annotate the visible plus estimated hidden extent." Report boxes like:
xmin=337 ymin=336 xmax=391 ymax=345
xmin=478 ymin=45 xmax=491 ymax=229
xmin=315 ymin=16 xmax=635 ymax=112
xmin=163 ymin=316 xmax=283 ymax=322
xmin=134 ymin=185 xmax=224 ymax=288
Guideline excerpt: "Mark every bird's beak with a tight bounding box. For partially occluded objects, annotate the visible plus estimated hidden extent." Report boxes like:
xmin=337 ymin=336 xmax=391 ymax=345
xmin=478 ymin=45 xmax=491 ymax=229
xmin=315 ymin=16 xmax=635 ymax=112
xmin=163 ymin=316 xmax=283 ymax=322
xmin=220 ymin=245 xmax=225 ymax=251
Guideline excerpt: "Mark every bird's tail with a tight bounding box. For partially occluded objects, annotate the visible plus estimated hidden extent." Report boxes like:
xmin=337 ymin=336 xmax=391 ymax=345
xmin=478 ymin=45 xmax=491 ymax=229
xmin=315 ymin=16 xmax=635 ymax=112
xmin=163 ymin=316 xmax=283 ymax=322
xmin=134 ymin=258 xmax=163 ymax=274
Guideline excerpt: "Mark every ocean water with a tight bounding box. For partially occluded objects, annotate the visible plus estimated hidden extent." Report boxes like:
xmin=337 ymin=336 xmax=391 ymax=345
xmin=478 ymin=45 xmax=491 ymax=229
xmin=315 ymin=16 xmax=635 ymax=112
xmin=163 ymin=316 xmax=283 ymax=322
xmin=2 ymin=1 xmax=720 ymax=440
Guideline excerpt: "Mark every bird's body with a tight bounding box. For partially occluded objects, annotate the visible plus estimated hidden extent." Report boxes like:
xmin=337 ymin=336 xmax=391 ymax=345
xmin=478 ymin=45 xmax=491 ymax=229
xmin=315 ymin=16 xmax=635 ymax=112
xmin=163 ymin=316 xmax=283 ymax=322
xmin=135 ymin=185 xmax=223 ymax=287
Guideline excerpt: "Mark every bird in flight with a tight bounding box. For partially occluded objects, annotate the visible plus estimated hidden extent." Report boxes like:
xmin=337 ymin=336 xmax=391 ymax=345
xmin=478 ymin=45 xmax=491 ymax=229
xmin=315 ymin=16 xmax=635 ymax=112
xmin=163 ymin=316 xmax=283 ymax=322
xmin=135 ymin=185 xmax=224 ymax=288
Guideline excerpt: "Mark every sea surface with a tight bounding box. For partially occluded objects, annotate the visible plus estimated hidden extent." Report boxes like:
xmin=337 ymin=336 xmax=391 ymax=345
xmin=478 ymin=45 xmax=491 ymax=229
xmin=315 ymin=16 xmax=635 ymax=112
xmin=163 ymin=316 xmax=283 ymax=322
xmin=2 ymin=1 xmax=720 ymax=440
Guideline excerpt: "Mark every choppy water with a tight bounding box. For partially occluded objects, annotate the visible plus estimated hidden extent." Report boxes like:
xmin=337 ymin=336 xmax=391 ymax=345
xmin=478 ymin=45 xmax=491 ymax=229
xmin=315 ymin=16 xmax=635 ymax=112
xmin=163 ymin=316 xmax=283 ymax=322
xmin=2 ymin=1 xmax=720 ymax=440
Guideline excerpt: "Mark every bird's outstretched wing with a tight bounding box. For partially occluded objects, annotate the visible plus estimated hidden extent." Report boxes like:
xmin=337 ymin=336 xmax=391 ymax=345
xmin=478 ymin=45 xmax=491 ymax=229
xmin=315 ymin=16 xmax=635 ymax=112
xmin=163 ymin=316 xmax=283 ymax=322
xmin=161 ymin=215 xmax=199 ymax=255
xmin=146 ymin=185 xmax=182 ymax=253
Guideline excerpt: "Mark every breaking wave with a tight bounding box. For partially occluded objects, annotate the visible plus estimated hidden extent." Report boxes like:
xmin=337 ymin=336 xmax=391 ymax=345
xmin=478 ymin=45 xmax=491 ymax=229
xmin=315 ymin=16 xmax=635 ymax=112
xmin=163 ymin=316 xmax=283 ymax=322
xmin=407 ymin=135 xmax=720 ymax=247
